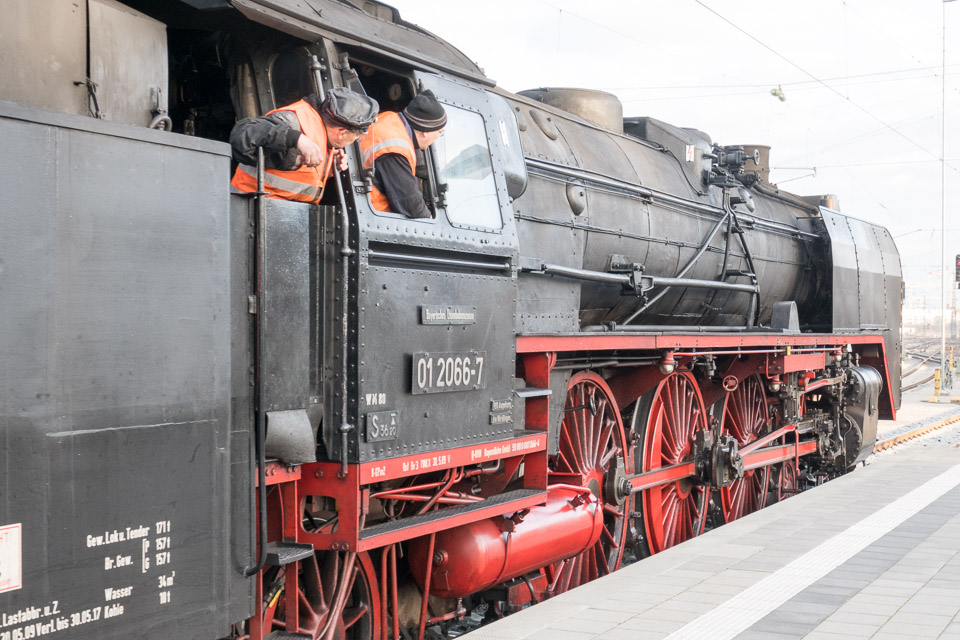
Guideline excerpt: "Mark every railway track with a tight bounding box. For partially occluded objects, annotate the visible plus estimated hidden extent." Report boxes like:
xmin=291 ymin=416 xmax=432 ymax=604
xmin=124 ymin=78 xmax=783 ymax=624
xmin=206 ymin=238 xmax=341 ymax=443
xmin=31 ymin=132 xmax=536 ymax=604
xmin=873 ymin=410 xmax=960 ymax=452
xmin=880 ymin=339 xmax=960 ymax=450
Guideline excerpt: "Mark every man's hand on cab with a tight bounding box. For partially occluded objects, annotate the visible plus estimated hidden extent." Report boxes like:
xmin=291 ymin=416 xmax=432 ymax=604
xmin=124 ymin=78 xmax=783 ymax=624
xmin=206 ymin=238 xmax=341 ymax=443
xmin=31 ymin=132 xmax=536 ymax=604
xmin=296 ymin=134 xmax=325 ymax=167
xmin=333 ymin=149 xmax=348 ymax=172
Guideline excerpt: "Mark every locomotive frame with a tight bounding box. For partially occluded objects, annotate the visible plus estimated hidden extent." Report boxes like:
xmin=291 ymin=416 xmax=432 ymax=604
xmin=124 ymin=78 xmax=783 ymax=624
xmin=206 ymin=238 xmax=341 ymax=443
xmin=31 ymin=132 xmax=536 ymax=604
xmin=0 ymin=1 xmax=901 ymax=639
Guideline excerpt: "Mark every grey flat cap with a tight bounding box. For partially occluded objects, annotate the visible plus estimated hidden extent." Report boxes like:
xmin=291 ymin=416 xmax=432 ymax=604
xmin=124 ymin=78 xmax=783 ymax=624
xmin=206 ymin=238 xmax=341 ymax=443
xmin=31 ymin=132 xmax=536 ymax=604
xmin=321 ymin=87 xmax=379 ymax=132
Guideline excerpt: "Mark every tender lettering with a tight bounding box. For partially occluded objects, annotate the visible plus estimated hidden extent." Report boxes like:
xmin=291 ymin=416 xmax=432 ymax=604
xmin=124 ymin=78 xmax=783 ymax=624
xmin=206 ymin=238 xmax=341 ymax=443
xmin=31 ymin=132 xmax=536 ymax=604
xmin=103 ymin=586 xmax=132 ymax=601
xmin=104 ymin=555 xmax=132 ymax=570
xmin=103 ymin=604 xmax=124 ymax=619
xmin=0 ymin=598 xmax=118 ymax=638
xmin=125 ymin=526 xmax=149 ymax=540
xmin=1 ymin=607 xmax=42 ymax=627
xmin=84 ymin=524 xmax=148 ymax=548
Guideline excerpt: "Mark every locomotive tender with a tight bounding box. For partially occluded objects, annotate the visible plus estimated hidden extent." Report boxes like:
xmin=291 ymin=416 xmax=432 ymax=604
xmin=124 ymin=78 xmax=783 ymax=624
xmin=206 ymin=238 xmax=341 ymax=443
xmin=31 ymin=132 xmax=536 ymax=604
xmin=0 ymin=1 xmax=901 ymax=639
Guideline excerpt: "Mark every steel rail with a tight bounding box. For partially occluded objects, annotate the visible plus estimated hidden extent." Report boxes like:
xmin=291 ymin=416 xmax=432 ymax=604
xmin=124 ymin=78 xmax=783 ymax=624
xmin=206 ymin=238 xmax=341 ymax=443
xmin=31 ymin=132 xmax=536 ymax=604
xmin=873 ymin=411 xmax=960 ymax=452
xmin=902 ymin=373 xmax=936 ymax=393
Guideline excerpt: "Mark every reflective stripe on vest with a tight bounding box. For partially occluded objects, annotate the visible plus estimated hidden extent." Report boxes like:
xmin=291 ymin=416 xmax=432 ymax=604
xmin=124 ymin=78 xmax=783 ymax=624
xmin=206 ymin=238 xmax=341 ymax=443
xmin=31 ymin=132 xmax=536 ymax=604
xmin=234 ymin=163 xmax=323 ymax=201
xmin=361 ymin=137 xmax=414 ymax=169
xmin=358 ymin=112 xmax=416 ymax=212
xmin=230 ymin=99 xmax=333 ymax=204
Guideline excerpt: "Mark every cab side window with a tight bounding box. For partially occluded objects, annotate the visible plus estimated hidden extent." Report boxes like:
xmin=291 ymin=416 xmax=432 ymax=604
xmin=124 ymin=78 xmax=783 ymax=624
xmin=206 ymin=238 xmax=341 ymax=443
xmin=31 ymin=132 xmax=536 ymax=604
xmin=270 ymin=48 xmax=313 ymax=109
xmin=434 ymin=106 xmax=502 ymax=230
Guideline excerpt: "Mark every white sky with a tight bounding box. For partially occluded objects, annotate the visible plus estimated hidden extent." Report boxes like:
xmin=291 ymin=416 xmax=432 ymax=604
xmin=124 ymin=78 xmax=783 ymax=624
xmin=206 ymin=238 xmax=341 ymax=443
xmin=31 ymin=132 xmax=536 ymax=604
xmin=385 ymin=0 xmax=959 ymax=309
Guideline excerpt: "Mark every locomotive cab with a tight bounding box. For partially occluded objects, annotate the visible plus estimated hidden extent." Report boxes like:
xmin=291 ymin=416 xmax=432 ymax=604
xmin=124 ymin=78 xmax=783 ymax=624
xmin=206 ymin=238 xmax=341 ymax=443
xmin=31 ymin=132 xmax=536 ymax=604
xmin=219 ymin=21 xmax=535 ymax=465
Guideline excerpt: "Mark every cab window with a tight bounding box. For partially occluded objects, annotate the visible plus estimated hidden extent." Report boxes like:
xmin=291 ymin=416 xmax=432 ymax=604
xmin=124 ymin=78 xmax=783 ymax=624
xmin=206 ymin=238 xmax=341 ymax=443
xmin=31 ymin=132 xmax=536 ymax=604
xmin=270 ymin=48 xmax=313 ymax=109
xmin=435 ymin=106 xmax=502 ymax=230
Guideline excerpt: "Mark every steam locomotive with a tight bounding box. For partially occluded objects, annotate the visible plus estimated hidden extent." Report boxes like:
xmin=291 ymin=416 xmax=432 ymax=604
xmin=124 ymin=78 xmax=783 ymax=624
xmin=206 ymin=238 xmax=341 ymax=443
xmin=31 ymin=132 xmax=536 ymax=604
xmin=0 ymin=1 xmax=901 ymax=639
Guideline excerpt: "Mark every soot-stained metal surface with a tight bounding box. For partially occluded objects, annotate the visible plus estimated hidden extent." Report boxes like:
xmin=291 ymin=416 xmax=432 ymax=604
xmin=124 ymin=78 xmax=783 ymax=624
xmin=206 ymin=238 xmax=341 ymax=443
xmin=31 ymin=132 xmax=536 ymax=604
xmin=0 ymin=100 xmax=243 ymax=639
xmin=358 ymin=261 xmax=517 ymax=461
xmin=821 ymin=209 xmax=903 ymax=405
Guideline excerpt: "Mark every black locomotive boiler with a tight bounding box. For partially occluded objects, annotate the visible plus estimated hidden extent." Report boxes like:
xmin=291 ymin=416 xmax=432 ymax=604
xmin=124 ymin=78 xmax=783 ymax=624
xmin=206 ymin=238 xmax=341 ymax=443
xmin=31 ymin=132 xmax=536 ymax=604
xmin=0 ymin=1 xmax=901 ymax=639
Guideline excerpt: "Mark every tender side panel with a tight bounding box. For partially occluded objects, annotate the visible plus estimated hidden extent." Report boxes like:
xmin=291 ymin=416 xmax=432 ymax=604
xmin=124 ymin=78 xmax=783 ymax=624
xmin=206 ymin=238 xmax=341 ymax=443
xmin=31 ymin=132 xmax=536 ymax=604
xmin=0 ymin=103 xmax=245 ymax=639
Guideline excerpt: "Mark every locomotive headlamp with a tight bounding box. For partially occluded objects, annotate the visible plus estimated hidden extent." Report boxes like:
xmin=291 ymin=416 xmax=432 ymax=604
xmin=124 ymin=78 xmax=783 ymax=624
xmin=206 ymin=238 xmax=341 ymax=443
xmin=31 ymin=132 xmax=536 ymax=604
xmin=659 ymin=352 xmax=677 ymax=375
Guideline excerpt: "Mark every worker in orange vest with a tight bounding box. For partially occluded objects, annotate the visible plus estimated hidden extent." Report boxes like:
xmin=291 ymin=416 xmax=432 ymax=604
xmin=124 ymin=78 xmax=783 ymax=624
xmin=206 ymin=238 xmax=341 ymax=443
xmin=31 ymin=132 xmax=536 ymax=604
xmin=230 ymin=87 xmax=379 ymax=204
xmin=359 ymin=90 xmax=446 ymax=218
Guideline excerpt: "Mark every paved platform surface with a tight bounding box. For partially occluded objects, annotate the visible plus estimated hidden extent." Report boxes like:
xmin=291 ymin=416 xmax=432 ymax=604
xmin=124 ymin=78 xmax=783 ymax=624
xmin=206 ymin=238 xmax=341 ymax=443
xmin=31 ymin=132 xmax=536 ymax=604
xmin=473 ymin=444 xmax=960 ymax=639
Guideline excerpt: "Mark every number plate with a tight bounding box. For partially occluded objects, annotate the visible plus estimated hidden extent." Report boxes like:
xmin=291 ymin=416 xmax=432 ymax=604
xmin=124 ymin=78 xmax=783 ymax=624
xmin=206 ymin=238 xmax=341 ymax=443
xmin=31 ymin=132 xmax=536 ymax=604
xmin=366 ymin=410 xmax=400 ymax=442
xmin=412 ymin=351 xmax=487 ymax=394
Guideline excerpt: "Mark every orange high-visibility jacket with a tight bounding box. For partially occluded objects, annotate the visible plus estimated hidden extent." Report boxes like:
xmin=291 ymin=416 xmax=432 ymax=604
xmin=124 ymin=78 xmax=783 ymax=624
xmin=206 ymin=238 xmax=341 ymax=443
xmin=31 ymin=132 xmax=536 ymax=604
xmin=231 ymin=100 xmax=334 ymax=204
xmin=358 ymin=111 xmax=417 ymax=212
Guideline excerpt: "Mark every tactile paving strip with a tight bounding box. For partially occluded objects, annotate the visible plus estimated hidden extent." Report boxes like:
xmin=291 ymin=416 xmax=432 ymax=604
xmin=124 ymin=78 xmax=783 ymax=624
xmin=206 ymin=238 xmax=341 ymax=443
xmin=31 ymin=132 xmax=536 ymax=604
xmin=664 ymin=462 xmax=960 ymax=640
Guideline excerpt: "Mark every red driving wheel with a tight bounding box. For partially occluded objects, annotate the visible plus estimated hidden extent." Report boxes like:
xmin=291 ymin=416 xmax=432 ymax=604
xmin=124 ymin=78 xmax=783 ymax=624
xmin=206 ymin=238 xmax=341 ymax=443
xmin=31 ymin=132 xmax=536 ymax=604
xmin=719 ymin=375 xmax=770 ymax=522
xmin=265 ymin=550 xmax=381 ymax=640
xmin=546 ymin=371 xmax=631 ymax=593
xmin=633 ymin=371 xmax=710 ymax=555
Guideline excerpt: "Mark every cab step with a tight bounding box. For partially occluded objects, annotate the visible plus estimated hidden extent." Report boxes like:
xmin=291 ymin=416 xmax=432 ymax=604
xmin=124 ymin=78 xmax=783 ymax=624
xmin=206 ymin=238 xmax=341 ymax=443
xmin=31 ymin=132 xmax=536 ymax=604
xmin=264 ymin=541 xmax=314 ymax=566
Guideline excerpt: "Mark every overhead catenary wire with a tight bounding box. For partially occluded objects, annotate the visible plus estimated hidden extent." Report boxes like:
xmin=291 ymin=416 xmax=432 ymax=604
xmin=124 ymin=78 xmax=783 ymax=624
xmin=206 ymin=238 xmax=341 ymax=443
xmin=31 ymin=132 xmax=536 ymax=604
xmin=606 ymin=66 xmax=960 ymax=94
xmin=778 ymin=159 xmax=960 ymax=169
xmin=693 ymin=0 xmax=960 ymax=177
xmin=527 ymin=0 xmax=959 ymax=187
xmin=621 ymin=83 xmax=960 ymax=104
xmin=532 ymin=0 xmax=759 ymax=88
xmin=779 ymin=100 xmax=960 ymax=165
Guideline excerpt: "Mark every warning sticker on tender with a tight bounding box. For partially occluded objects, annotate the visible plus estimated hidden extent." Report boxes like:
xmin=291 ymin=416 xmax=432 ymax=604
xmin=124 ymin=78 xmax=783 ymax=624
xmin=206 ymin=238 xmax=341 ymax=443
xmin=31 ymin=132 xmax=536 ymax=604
xmin=0 ymin=523 xmax=22 ymax=593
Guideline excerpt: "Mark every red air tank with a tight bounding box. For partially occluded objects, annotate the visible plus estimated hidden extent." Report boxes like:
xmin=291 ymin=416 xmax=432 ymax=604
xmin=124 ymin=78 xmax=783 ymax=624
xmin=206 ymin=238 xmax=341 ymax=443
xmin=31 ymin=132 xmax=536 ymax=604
xmin=407 ymin=487 xmax=604 ymax=599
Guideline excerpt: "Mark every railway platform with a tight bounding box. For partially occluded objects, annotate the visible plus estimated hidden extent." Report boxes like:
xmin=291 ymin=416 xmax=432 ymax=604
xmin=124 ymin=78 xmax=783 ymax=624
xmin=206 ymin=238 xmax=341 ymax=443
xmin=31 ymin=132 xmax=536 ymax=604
xmin=472 ymin=398 xmax=960 ymax=640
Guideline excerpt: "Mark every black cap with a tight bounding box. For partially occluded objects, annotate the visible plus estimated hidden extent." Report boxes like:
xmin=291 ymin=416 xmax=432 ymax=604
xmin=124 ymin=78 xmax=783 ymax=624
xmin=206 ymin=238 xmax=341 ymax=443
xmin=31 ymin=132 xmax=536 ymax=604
xmin=402 ymin=90 xmax=447 ymax=132
xmin=320 ymin=87 xmax=379 ymax=133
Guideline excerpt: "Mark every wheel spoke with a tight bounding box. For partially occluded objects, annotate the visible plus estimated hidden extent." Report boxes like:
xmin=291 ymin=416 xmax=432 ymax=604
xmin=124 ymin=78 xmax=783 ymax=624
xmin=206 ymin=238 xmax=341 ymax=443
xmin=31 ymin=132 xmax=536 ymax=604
xmin=565 ymin=408 xmax=585 ymax=474
xmin=638 ymin=372 xmax=709 ymax=555
xmin=601 ymin=522 xmax=620 ymax=548
xmin=342 ymin=604 xmax=368 ymax=631
xmin=268 ymin=551 xmax=380 ymax=640
xmin=549 ymin=372 xmax=629 ymax=595
xmin=603 ymin=503 xmax=622 ymax=516
xmin=596 ymin=418 xmax=614 ymax=469
xmin=720 ymin=376 xmax=770 ymax=523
